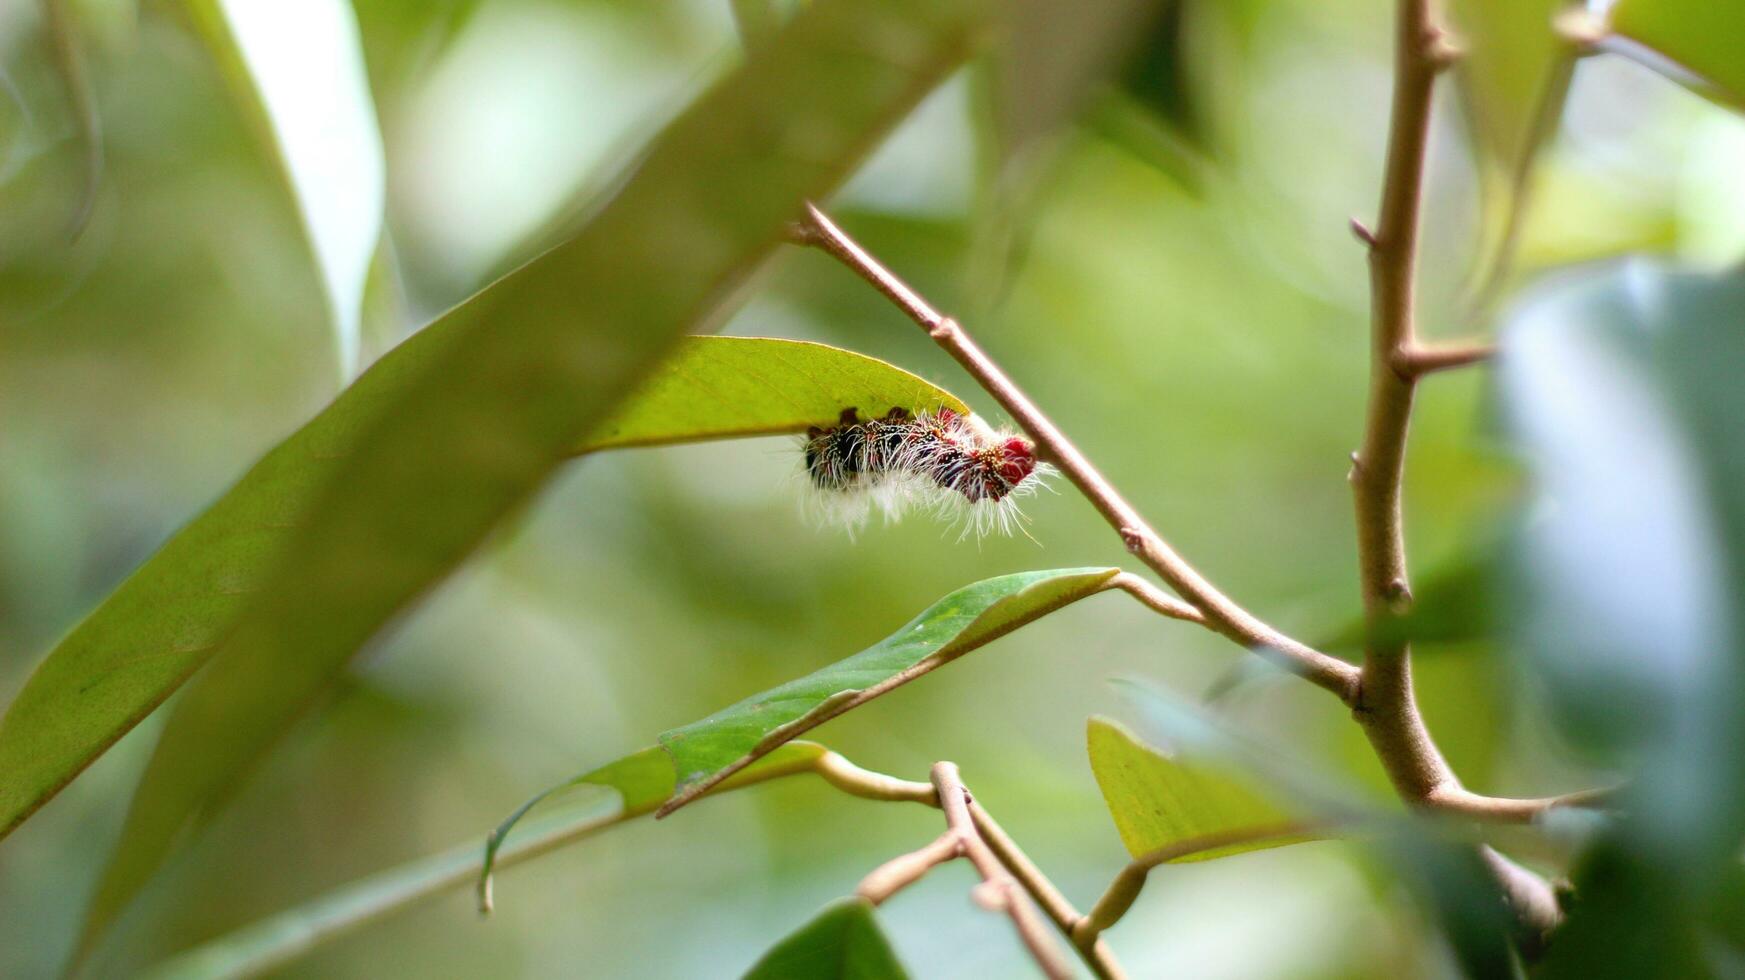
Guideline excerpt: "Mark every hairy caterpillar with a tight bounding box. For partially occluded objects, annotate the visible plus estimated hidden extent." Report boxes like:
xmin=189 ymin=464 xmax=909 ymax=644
xmin=800 ymin=407 xmax=1052 ymax=539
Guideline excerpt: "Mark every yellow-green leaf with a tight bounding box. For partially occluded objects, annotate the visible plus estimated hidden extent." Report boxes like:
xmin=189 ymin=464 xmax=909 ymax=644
xmin=585 ymin=337 xmax=967 ymax=453
xmin=1610 ymin=0 xmax=1745 ymax=109
xmin=1087 ymin=715 xmax=1310 ymax=861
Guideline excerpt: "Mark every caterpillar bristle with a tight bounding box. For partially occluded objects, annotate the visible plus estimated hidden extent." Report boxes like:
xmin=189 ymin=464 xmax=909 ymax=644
xmin=797 ymin=407 xmax=1050 ymax=541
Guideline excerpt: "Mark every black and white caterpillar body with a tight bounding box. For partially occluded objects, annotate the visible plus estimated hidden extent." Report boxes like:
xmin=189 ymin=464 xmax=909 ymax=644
xmin=801 ymin=407 xmax=1052 ymax=538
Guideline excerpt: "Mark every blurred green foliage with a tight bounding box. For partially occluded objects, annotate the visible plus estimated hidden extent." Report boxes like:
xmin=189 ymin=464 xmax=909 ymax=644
xmin=2 ymin=0 xmax=1743 ymax=977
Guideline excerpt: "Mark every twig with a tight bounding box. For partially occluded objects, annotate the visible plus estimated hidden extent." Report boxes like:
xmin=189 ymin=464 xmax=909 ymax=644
xmin=969 ymin=801 xmax=1127 ymax=980
xmin=1106 ymin=571 xmax=1204 ymax=624
xmin=932 ymin=763 xmax=1076 ymax=980
xmin=795 ymin=203 xmax=1361 ymax=702
xmin=857 ymin=832 xmax=962 ymax=905
xmin=1071 ymin=822 xmax=1319 ymax=952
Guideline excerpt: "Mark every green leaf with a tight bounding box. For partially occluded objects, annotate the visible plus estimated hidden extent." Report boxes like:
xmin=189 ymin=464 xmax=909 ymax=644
xmin=0 ymin=335 xmax=964 ymax=856
xmin=1447 ymin=0 xmax=1578 ymax=310
xmin=658 ymin=568 xmax=1121 ymax=815
xmin=59 ymin=0 xmax=987 ymax=957
xmin=987 ymin=0 xmax=1163 ymax=166
xmin=586 ymin=336 xmax=968 ymax=453
xmin=742 ymin=898 xmax=909 ymax=980
xmin=479 ymin=742 xmax=831 ymax=912
xmin=1496 ymin=261 xmax=1745 ymax=960
xmin=1609 ymin=0 xmax=1745 ymax=109
xmin=138 ymin=743 xmax=833 ymax=980
xmin=1448 ymin=0 xmax=1574 ymax=177
xmin=1086 ymin=716 xmax=1308 ymax=861
xmin=187 ymin=0 xmax=386 ymax=378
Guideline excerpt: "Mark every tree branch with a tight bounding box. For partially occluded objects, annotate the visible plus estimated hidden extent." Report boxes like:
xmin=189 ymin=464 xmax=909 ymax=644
xmin=794 ymin=203 xmax=1360 ymax=702
xmin=1351 ymin=0 xmax=1567 ymax=947
xmin=932 ymin=762 xmax=1076 ymax=980
xmin=969 ymin=800 xmax=1128 ymax=980
xmin=1349 ymin=0 xmax=1458 ymax=807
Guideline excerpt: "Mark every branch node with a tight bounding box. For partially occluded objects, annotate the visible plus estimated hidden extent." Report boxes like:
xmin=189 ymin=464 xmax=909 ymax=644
xmin=1385 ymin=577 xmax=1413 ymax=609
xmin=1118 ymin=527 xmax=1145 ymax=555
xmin=1349 ymin=216 xmax=1379 ymax=248
xmin=928 ymin=316 xmax=960 ymax=341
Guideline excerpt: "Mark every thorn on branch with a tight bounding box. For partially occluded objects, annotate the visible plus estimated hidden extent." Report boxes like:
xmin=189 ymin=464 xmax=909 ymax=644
xmin=928 ymin=316 xmax=960 ymax=341
xmin=1423 ymin=27 xmax=1463 ymax=71
xmin=1349 ymin=217 xmax=1379 ymax=249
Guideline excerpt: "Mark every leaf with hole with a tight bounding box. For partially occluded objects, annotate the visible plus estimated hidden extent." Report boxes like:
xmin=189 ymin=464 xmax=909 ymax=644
xmin=658 ymin=567 xmax=1121 ymax=816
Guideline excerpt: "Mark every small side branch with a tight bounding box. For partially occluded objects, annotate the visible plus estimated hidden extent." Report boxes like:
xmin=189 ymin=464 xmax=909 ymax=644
xmin=794 ymin=203 xmax=1359 ymax=703
xmin=1106 ymin=572 xmax=1204 ymax=624
xmin=857 ymin=832 xmax=962 ymax=905
xmin=1071 ymin=822 xmax=1316 ymax=953
xmin=969 ymin=801 xmax=1127 ymax=980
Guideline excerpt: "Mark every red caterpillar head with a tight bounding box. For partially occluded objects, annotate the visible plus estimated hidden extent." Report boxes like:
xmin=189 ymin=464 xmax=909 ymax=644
xmin=995 ymin=437 xmax=1036 ymax=486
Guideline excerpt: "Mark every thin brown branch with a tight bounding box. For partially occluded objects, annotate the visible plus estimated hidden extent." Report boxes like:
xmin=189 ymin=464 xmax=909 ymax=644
xmin=1353 ymin=0 xmax=1567 ymax=946
xmin=969 ymin=801 xmax=1128 ymax=980
xmin=856 ymin=832 xmax=962 ymax=905
xmin=1105 ymin=571 xmax=1205 ymax=624
xmin=1071 ymin=822 xmax=1318 ymax=952
xmin=795 ymin=203 xmax=1360 ymax=703
xmin=1350 ymin=0 xmax=1458 ymax=805
xmin=932 ymin=763 xmax=1076 ymax=980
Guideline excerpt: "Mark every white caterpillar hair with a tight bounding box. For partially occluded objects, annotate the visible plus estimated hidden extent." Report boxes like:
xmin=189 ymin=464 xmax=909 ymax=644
xmin=799 ymin=407 xmax=1054 ymax=540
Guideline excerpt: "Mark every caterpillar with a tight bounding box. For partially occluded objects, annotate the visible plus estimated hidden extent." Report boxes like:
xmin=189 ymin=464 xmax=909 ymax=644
xmin=800 ymin=407 xmax=1052 ymax=539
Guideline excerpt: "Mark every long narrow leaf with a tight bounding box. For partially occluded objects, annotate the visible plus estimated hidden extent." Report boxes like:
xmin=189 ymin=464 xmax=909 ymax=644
xmin=186 ymin=0 xmax=386 ymax=378
xmin=140 ymin=742 xmax=835 ymax=980
xmin=658 ymin=567 xmax=1120 ymax=816
xmin=66 ymin=0 xmax=987 ymax=956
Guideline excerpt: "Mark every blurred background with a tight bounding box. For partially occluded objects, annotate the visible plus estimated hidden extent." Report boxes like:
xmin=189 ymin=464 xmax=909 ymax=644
xmin=2 ymin=0 xmax=1742 ymax=976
